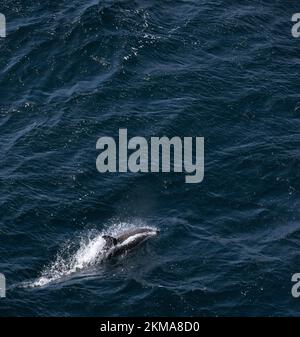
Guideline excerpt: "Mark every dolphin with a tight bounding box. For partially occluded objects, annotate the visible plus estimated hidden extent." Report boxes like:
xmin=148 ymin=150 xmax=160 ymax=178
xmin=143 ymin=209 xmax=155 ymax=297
xmin=102 ymin=227 xmax=159 ymax=258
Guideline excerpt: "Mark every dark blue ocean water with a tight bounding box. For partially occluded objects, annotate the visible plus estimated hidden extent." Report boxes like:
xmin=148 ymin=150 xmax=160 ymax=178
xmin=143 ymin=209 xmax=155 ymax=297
xmin=1 ymin=0 xmax=300 ymax=316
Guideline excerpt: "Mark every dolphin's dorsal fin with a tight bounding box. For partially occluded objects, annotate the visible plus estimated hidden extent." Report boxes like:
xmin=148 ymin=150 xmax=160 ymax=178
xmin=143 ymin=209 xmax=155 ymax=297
xmin=102 ymin=235 xmax=118 ymax=247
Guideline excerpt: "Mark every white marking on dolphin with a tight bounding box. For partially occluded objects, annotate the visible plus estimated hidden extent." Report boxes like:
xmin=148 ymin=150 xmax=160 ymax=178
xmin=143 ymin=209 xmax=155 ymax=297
xmin=102 ymin=227 xmax=159 ymax=258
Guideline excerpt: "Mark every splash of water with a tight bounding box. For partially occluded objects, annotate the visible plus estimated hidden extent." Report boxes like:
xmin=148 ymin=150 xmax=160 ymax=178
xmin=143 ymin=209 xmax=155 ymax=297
xmin=31 ymin=234 xmax=106 ymax=287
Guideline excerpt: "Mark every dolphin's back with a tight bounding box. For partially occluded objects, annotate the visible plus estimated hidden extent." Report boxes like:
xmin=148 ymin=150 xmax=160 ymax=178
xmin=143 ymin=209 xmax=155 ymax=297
xmin=116 ymin=228 xmax=152 ymax=243
xmin=102 ymin=227 xmax=159 ymax=258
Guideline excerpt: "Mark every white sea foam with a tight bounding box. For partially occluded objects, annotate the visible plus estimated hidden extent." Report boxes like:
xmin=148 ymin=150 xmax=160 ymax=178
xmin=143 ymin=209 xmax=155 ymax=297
xmin=30 ymin=234 xmax=106 ymax=288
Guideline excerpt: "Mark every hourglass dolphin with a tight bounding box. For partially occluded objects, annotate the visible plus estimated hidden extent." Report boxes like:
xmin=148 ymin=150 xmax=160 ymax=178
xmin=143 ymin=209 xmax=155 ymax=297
xmin=102 ymin=227 xmax=159 ymax=258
